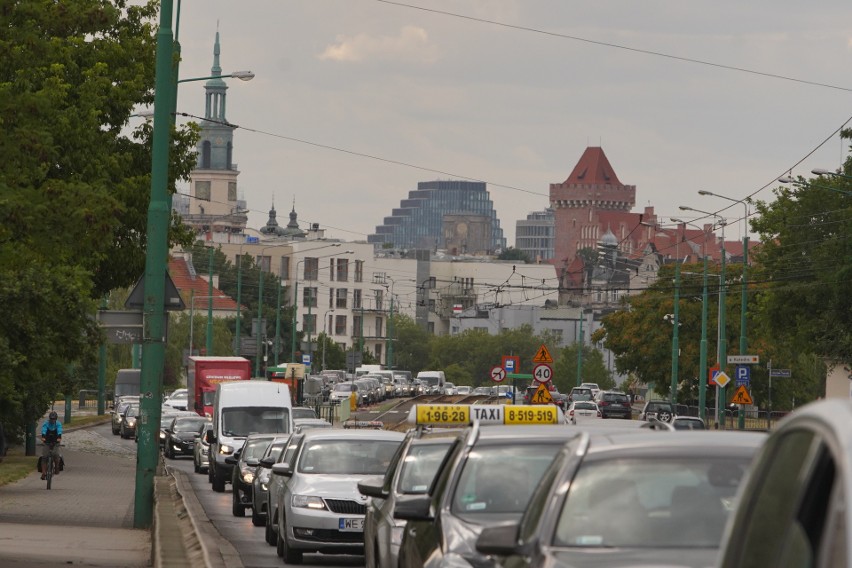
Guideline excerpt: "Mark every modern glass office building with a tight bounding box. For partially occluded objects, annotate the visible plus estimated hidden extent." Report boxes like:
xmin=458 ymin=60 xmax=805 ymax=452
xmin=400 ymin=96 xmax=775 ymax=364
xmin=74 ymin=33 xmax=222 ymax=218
xmin=515 ymin=209 xmax=555 ymax=262
xmin=369 ymin=180 xmax=506 ymax=252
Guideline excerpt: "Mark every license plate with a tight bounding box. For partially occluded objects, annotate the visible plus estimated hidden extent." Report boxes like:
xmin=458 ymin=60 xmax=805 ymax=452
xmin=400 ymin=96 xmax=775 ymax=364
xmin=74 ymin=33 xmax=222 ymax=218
xmin=339 ymin=518 xmax=364 ymax=532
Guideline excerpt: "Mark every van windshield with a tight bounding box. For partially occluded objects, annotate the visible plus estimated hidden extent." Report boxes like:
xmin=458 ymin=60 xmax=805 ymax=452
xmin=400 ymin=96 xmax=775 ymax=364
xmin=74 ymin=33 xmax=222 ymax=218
xmin=418 ymin=376 xmax=441 ymax=387
xmin=222 ymin=407 xmax=290 ymax=437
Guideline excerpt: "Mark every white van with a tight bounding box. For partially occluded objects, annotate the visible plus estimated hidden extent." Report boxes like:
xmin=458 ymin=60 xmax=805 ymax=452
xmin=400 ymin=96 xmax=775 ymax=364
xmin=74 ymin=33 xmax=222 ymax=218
xmin=207 ymin=381 xmax=293 ymax=492
xmin=416 ymin=370 xmax=445 ymax=394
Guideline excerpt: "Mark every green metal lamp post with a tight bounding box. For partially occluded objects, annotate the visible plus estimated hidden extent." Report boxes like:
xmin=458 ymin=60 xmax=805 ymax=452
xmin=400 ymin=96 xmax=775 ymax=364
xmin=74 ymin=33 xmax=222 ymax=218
xmin=575 ymin=312 xmax=584 ymax=387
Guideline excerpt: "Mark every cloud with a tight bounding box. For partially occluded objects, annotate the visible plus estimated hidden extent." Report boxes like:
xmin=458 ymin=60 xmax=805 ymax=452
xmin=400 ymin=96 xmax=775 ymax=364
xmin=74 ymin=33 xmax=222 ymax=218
xmin=318 ymin=26 xmax=438 ymax=64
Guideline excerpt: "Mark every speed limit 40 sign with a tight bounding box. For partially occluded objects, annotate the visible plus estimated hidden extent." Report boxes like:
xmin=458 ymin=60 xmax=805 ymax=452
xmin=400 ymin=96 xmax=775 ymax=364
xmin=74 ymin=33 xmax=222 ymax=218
xmin=533 ymin=363 xmax=553 ymax=383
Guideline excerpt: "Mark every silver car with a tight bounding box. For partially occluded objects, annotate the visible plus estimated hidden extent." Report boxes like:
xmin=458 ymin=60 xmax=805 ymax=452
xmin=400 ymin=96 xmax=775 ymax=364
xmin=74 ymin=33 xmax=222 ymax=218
xmin=264 ymin=434 xmax=305 ymax=547
xmin=193 ymin=421 xmax=213 ymax=474
xmin=272 ymin=429 xmax=404 ymax=563
xmin=249 ymin=435 xmax=291 ymax=527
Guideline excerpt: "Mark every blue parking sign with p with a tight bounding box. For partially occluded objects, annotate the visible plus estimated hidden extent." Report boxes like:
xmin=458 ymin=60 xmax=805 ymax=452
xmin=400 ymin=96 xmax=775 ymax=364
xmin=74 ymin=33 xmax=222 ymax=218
xmin=735 ymin=365 xmax=750 ymax=387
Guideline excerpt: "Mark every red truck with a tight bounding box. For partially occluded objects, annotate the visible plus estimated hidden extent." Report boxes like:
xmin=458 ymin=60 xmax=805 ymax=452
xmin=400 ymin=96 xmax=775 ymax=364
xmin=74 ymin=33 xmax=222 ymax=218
xmin=187 ymin=356 xmax=252 ymax=417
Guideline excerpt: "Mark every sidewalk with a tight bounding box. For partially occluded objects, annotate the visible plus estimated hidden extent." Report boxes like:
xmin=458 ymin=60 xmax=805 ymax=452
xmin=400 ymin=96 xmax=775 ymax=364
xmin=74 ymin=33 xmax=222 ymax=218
xmin=0 ymin=405 xmax=207 ymax=568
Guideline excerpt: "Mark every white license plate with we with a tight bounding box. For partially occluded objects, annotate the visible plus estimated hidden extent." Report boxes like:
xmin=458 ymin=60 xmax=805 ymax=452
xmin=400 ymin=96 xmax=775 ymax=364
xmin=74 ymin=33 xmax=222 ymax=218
xmin=339 ymin=518 xmax=364 ymax=532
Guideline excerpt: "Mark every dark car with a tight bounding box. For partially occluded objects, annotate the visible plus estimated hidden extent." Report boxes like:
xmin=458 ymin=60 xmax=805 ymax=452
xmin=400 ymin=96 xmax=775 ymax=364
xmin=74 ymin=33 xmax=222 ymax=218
xmin=163 ymin=415 xmax=208 ymax=459
xmin=568 ymin=387 xmax=594 ymax=403
xmin=395 ymin=424 xmax=581 ymax=568
xmin=359 ymin=427 xmax=463 ymax=568
xmin=119 ymin=404 xmax=139 ymax=439
xmin=640 ymin=399 xmax=676 ymax=423
xmin=476 ymin=430 xmax=766 ymax=568
xmin=111 ymin=398 xmax=137 ymax=435
xmin=228 ymin=433 xmax=280 ymax=517
xmin=597 ymin=391 xmax=633 ymax=419
xmin=251 ymin=435 xmax=292 ymax=527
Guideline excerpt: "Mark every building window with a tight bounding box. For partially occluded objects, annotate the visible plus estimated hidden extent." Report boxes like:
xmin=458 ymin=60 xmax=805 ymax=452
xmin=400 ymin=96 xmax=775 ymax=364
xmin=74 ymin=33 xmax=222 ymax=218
xmin=228 ymin=181 xmax=237 ymax=201
xmin=354 ymin=260 xmax=364 ymax=283
xmin=328 ymin=288 xmax=334 ymax=309
xmin=375 ymin=289 xmax=384 ymax=310
xmin=303 ymin=287 xmax=318 ymax=308
xmin=336 ymin=288 xmax=348 ymax=309
xmin=256 ymin=254 xmax=271 ymax=272
xmin=336 ymin=259 xmax=349 ymax=282
xmin=375 ymin=343 xmax=382 ymax=362
xmin=280 ymin=256 xmax=290 ymax=280
xmin=329 ymin=259 xmax=335 ymax=281
xmin=375 ymin=317 xmax=383 ymax=337
xmin=353 ymin=289 xmax=362 ymax=309
xmin=353 ymin=315 xmax=362 ymax=337
xmin=195 ymin=180 xmax=211 ymax=201
xmin=550 ymin=329 xmax=564 ymax=345
xmin=335 ymin=315 xmax=347 ymax=336
xmin=302 ymin=313 xmax=316 ymax=334
xmin=303 ymin=257 xmax=319 ymax=280
xmin=427 ymin=322 xmax=435 ymax=334
xmin=201 ymin=142 xmax=211 ymax=169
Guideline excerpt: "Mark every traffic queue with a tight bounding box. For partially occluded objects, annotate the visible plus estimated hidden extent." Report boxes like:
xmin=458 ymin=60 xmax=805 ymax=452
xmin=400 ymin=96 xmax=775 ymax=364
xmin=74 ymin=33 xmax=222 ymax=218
xmin=152 ymin=371 xmax=852 ymax=568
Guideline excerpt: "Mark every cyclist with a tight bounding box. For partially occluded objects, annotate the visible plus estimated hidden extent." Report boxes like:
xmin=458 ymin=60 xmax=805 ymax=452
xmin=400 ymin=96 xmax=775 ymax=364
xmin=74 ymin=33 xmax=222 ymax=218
xmin=40 ymin=411 xmax=63 ymax=480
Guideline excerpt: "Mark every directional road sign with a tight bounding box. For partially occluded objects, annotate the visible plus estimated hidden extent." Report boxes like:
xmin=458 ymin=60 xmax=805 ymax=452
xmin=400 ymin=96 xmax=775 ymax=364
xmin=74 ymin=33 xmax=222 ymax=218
xmin=533 ymin=363 xmax=553 ymax=384
xmin=490 ymin=366 xmax=507 ymax=383
xmin=727 ymin=355 xmax=759 ymax=364
xmin=530 ymin=382 xmax=554 ymax=404
xmin=735 ymin=365 xmax=751 ymax=387
xmin=769 ymin=369 xmax=792 ymax=378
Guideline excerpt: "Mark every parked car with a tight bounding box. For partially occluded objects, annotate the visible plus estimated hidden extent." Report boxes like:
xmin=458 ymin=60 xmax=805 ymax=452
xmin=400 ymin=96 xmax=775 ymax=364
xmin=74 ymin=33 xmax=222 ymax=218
xmin=163 ymin=414 xmax=208 ymax=459
xmin=271 ymin=429 xmax=404 ymax=563
xmin=640 ymin=399 xmax=677 ymax=423
xmin=597 ymin=390 xmax=633 ymax=419
xmin=228 ymin=433 xmax=279 ymax=517
xmin=292 ymin=407 xmax=318 ymax=421
xmin=359 ymin=428 xmax=464 ymax=568
xmin=193 ymin=421 xmax=213 ymax=474
xmin=567 ymin=400 xmax=602 ymax=425
xmin=672 ymin=416 xmax=707 ymax=430
xmin=476 ymin=430 xmax=766 ymax=568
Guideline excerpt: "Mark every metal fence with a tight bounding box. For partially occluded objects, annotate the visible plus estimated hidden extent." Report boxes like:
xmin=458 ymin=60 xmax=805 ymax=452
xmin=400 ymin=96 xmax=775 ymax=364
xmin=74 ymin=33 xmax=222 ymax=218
xmin=78 ymin=389 xmax=111 ymax=408
xmin=677 ymin=405 xmax=789 ymax=431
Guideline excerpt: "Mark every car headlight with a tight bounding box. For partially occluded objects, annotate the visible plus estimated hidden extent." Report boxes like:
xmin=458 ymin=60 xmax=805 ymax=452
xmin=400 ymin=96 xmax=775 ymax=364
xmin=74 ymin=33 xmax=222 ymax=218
xmin=126 ymin=418 xmax=136 ymax=426
xmin=241 ymin=467 xmax=255 ymax=484
xmin=159 ymin=431 xmax=166 ymax=440
xmin=219 ymin=444 xmax=234 ymax=455
xmin=292 ymin=494 xmax=327 ymax=510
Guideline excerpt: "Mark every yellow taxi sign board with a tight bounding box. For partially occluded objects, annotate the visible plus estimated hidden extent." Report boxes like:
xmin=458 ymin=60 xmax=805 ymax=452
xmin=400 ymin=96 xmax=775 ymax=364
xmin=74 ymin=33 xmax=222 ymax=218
xmin=532 ymin=344 xmax=554 ymax=364
xmin=730 ymin=385 xmax=753 ymax=405
xmin=409 ymin=404 xmax=560 ymax=425
xmin=530 ymin=382 xmax=554 ymax=404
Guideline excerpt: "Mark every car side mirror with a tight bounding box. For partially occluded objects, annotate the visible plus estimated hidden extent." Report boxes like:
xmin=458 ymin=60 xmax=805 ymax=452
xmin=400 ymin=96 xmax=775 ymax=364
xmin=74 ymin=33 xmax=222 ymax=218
xmin=272 ymin=463 xmax=293 ymax=477
xmin=357 ymin=476 xmax=388 ymax=500
xmin=205 ymin=430 xmax=216 ymax=444
xmin=259 ymin=457 xmax=275 ymax=468
xmin=246 ymin=458 xmax=260 ymax=467
xmin=393 ymin=495 xmax=433 ymax=521
xmin=476 ymin=522 xmax=525 ymax=556
xmin=225 ymin=456 xmax=237 ymax=465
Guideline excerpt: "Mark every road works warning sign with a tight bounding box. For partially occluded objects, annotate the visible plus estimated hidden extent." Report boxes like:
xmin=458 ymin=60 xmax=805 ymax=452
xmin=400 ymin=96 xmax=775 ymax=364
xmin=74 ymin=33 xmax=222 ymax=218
xmin=730 ymin=385 xmax=753 ymax=405
xmin=530 ymin=382 xmax=554 ymax=404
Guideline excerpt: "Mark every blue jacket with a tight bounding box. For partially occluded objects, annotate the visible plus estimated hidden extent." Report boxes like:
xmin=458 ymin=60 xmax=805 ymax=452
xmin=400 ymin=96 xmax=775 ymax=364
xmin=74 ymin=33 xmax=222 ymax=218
xmin=41 ymin=421 xmax=62 ymax=442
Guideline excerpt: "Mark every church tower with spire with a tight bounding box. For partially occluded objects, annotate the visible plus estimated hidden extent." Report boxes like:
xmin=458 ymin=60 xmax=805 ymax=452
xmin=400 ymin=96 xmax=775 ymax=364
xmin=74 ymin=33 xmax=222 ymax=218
xmin=185 ymin=30 xmax=247 ymax=241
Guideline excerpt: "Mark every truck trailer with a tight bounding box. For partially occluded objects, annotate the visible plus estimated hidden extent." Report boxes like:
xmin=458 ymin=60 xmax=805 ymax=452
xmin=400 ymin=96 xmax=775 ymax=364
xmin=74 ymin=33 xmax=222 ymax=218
xmin=187 ymin=356 xmax=252 ymax=417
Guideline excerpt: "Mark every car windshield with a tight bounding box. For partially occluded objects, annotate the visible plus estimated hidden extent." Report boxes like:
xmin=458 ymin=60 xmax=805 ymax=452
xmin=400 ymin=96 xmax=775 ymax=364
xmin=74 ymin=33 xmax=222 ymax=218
xmin=571 ymin=390 xmax=593 ymax=401
xmin=221 ymin=407 xmax=290 ymax=437
xmin=648 ymin=402 xmax=672 ymax=412
xmin=452 ymin=444 xmax=560 ymax=518
xmin=242 ymin=438 xmax=274 ymax=461
xmin=169 ymin=393 xmax=187 ymax=402
xmin=297 ymin=439 xmax=401 ymax=475
xmin=553 ymin=457 xmax=750 ymax=549
xmin=398 ymin=443 xmax=454 ymax=494
xmin=333 ymin=383 xmax=356 ymax=392
xmin=202 ymin=391 xmax=215 ymax=407
xmin=604 ymin=394 xmax=629 ymax=403
xmin=673 ymin=419 xmax=706 ymax=430
xmin=174 ymin=417 xmax=206 ymax=432
xmin=126 ymin=405 xmax=139 ymax=417
xmin=575 ymin=402 xmax=597 ymax=411
xmin=292 ymin=408 xmax=317 ymax=420
xmin=265 ymin=442 xmax=287 ymax=462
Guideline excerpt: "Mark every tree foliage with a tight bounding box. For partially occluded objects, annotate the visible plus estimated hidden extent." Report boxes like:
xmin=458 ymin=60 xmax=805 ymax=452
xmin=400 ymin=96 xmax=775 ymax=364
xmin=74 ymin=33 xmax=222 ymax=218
xmin=552 ymin=344 xmax=615 ymax=392
xmin=497 ymin=247 xmax=532 ymax=263
xmin=0 ymin=1 xmax=198 ymax=438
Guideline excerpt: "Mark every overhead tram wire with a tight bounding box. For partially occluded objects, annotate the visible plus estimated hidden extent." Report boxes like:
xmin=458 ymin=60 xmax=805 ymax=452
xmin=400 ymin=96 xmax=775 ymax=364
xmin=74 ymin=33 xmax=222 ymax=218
xmin=375 ymin=0 xmax=852 ymax=94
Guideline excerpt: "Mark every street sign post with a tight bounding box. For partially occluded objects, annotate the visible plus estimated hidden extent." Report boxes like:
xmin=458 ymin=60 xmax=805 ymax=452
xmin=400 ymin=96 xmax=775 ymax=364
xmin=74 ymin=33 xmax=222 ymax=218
xmin=532 ymin=363 xmax=553 ymax=384
xmin=502 ymin=356 xmax=519 ymax=374
xmin=727 ymin=355 xmax=759 ymax=365
xmin=769 ymin=369 xmax=792 ymax=378
xmin=735 ymin=365 xmax=751 ymax=387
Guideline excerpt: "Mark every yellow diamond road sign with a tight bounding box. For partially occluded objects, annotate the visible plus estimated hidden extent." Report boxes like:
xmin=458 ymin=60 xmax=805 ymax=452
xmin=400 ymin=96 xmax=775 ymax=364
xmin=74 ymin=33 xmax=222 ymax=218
xmin=531 ymin=382 xmax=554 ymax=404
xmin=714 ymin=371 xmax=731 ymax=388
xmin=533 ymin=344 xmax=553 ymax=364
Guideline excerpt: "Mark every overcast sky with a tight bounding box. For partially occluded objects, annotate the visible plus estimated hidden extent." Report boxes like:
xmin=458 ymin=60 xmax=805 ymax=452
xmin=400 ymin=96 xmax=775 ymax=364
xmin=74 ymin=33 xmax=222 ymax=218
xmin=171 ymin=0 xmax=852 ymax=244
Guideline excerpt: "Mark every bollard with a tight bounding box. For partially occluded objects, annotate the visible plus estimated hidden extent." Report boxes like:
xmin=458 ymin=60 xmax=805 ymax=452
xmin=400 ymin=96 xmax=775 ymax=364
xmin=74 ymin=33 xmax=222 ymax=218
xmin=25 ymin=421 xmax=36 ymax=456
xmin=64 ymin=394 xmax=72 ymax=425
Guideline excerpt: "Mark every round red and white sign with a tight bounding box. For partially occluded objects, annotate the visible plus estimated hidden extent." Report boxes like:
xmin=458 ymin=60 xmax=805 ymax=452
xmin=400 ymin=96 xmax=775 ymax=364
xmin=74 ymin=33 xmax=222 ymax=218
xmin=490 ymin=366 xmax=507 ymax=383
xmin=533 ymin=363 xmax=553 ymax=383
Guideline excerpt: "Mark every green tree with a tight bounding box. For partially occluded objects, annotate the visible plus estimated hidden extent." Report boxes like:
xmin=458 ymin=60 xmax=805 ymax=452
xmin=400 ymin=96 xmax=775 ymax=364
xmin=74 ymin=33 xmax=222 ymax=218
xmin=0 ymin=1 xmax=198 ymax=439
xmin=552 ymin=344 xmax=614 ymax=393
xmin=497 ymin=247 xmax=532 ymax=263
xmin=389 ymin=314 xmax=432 ymax=374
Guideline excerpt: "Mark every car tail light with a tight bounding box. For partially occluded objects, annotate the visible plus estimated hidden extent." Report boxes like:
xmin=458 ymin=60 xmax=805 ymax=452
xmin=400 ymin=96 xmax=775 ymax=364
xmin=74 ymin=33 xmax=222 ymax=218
xmin=569 ymin=410 xmax=574 ymax=417
xmin=599 ymin=401 xmax=609 ymax=407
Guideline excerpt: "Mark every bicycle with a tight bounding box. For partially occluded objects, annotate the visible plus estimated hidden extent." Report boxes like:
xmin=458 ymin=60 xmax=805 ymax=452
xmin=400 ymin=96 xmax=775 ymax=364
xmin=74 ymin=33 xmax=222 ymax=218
xmin=39 ymin=443 xmax=63 ymax=490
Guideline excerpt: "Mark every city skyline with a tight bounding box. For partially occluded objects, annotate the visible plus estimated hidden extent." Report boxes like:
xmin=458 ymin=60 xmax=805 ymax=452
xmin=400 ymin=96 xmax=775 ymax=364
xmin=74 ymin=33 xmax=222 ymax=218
xmin=169 ymin=1 xmax=852 ymax=245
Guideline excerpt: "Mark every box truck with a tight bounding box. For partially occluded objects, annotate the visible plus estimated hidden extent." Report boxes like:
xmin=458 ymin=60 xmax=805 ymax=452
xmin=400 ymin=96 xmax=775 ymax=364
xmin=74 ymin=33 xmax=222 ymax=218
xmin=187 ymin=356 xmax=251 ymax=418
xmin=207 ymin=381 xmax=294 ymax=492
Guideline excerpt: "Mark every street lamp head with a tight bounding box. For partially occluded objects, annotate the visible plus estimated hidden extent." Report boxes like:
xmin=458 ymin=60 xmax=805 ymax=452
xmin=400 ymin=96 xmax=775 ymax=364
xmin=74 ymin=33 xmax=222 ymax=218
xmin=778 ymin=176 xmax=795 ymax=184
xmin=811 ymin=168 xmax=834 ymax=176
xmin=670 ymin=217 xmax=685 ymax=224
xmin=697 ymin=190 xmax=714 ymax=196
xmin=230 ymin=71 xmax=255 ymax=81
xmin=678 ymin=206 xmax=693 ymax=211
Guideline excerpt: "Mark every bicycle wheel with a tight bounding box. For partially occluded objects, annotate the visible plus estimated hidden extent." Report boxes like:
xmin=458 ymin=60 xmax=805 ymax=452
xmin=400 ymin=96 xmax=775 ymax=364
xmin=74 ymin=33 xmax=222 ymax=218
xmin=46 ymin=456 xmax=53 ymax=490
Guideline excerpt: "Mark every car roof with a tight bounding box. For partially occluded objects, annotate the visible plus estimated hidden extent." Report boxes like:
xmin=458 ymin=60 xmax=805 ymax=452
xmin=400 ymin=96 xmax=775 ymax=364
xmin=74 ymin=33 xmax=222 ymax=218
xmin=245 ymin=432 xmax=283 ymax=441
xmin=300 ymin=429 xmax=405 ymax=442
xmin=473 ymin=425 xmax=580 ymax=443
xmin=582 ymin=431 xmax=766 ymax=458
